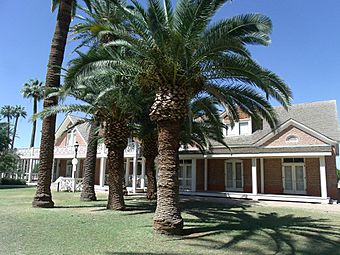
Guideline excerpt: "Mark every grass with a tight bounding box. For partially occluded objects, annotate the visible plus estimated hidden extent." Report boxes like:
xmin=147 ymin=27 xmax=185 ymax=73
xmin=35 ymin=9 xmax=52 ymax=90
xmin=1 ymin=188 xmax=340 ymax=255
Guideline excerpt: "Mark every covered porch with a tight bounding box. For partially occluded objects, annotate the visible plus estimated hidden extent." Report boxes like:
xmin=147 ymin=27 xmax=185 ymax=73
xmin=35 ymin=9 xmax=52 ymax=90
xmin=179 ymin=150 xmax=337 ymax=204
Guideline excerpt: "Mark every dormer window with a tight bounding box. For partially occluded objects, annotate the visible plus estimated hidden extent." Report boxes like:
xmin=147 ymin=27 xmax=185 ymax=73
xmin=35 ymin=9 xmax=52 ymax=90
xmin=225 ymin=120 xmax=251 ymax=136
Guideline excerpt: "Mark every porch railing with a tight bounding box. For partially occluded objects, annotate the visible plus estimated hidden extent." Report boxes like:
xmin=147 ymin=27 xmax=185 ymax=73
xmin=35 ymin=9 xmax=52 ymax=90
xmin=54 ymin=177 xmax=83 ymax=192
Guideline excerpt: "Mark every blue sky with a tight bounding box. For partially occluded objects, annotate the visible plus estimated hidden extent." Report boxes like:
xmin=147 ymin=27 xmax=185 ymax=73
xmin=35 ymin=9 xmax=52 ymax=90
xmin=1 ymin=0 xmax=340 ymax=164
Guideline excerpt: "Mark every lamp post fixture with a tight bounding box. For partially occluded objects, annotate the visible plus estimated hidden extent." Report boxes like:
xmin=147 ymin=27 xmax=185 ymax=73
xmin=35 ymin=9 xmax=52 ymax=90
xmin=72 ymin=141 xmax=79 ymax=192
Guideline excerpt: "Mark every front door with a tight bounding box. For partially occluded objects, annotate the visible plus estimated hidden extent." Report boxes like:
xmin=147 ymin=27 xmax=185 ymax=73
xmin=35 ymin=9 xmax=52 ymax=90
xmin=179 ymin=160 xmax=192 ymax=191
xmin=283 ymin=162 xmax=306 ymax=194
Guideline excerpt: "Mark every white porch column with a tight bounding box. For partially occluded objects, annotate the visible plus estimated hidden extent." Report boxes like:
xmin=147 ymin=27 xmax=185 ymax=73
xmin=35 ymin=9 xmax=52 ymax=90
xmin=319 ymin=156 xmax=328 ymax=200
xmin=51 ymin=159 xmax=55 ymax=182
xmin=99 ymin=157 xmax=106 ymax=187
xmin=141 ymin=158 xmax=146 ymax=189
xmin=252 ymin=158 xmax=258 ymax=200
xmin=132 ymin=156 xmax=138 ymax=193
xmin=28 ymin=158 xmax=33 ymax=183
xmin=260 ymin=158 xmax=264 ymax=194
xmin=191 ymin=159 xmax=197 ymax=192
xmin=204 ymin=158 xmax=208 ymax=191
xmin=125 ymin=158 xmax=130 ymax=186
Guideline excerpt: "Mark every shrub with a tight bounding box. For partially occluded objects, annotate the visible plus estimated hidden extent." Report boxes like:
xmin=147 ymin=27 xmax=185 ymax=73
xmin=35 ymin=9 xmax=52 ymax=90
xmin=0 ymin=178 xmax=26 ymax=185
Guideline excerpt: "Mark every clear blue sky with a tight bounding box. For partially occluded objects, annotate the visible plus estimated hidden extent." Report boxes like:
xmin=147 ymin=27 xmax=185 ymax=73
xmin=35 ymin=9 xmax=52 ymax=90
xmin=1 ymin=0 xmax=340 ymax=164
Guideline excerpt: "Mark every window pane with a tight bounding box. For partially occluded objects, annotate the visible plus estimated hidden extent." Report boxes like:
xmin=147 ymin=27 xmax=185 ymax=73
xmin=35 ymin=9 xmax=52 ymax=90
xmin=186 ymin=166 xmax=192 ymax=178
xmin=235 ymin=163 xmax=242 ymax=188
xmin=284 ymin=166 xmax=293 ymax=190
xmin=283 ymin=158 xmax=294 ymax=163
xmin=293 ymin=158 xmax=304 ymax=163
xmin=239 ymin=122 xmax=249 ymax=135
xmin=226 ymin=163 xmax=233 ymax=188
xmin=295 ymin=166 xmax=305 ymax=191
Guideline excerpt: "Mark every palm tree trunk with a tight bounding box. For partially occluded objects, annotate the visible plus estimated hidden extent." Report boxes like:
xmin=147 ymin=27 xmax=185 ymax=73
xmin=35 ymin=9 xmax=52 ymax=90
xmin=141 ymin=134 xmax=158 ymax=200
xmin=145 ymin=155 xmax=157 ymax=200
xmin=32 ymin=0 xmax=73 ymax=208
xmin=80 ymin=121 xmax=98 ymax=201
xmin=106 ymin=146 xmax=125 ymax=210
xmin=104 ymin=120 xmax=129 ymax=210
xmin=6 ymin=115 xmax=10 ymax=147
xmin=30 ymin=98 xmax=38 ymax=148
xmin=11 ymin=115 xmax=19 ymax=149
xmin=153 ymin=120 xmax=183 ymax=235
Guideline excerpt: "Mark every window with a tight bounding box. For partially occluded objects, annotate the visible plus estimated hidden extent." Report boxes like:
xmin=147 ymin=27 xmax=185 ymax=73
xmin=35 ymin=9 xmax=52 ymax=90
xmin=66 ymin=129 xmax=77 ymax=146
xmin=66 ymin=160 xmax=73 ymax=177
xmin=225 ymin=121 xmax=251 ymax=136
xmin=179 ymin=160 xmax=193 ymax=191
xmin=239 ymin=122 xmax=249 ymax=135
xmin=282 ymin=158 xmax=306 ymax=194
xmin=286 ymin=135 xmax=299 ymax=143
xmin=225 ymin=160 xmax=243 ymax=191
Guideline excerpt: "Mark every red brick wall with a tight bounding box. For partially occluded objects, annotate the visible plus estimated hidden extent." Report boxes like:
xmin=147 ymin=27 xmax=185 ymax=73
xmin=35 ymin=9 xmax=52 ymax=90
xmin=326 ymin=152 xmax=339 ymax=200
xmin=196 ymin=159 xmax=204 ymax=191
xmin=207 ymin=159 xmax=225 ymax=191
xmin=305 ymin=158 xmax=321 ymax=196
xmin=243 ymin=159 xmax=252 ymax=192
xmin=264 ymin=158 xmax=283 ymax=194
xmin=95 ymin=159 xmax=100 ymax=185
xmin=59 ymin=160 xmax=67 ymax=177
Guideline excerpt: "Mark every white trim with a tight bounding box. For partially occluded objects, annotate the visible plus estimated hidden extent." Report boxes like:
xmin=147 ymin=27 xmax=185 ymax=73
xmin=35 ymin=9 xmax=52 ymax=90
xmin=251 ymin=159 xmax=258 ymax=198
xmin=320 ymin=156 xmax=328 ymax=199
xmin=179 ymin=151 xmax=332 ymax=159
xmin=99 ymin=157 xmax=106 ymax=187
xmin=224 ymin=159 xmax=244 ymax=192
xmin=125 ymin=158 xmax=130 ymax=186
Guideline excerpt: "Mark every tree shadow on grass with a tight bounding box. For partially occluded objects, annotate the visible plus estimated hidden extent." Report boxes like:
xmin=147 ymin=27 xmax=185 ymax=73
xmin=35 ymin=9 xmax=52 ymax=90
xmin=178 ymin=196 xmax=340 ymax=255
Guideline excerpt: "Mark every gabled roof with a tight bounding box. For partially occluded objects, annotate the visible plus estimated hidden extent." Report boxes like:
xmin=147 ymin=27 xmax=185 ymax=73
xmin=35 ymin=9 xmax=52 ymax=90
xmin=214 ymin=100 xmax=340 ymax=147
xmin=55 ymin=115 xmax=90 ymax=145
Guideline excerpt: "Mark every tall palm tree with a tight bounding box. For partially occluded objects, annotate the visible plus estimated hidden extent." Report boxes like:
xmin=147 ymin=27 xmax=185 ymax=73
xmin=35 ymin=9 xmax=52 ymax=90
xmin=0 ymin=105 xmax=15 ymax=146
xmin=104 ymin=0 xmax=292 ymax=234
xmin=32 ymin=0 xmax=91 ymax=208
xmin=21 ymin=79 xmax=44 ymax=148
xmin=11 ymin=106 xmax=27 ymax=149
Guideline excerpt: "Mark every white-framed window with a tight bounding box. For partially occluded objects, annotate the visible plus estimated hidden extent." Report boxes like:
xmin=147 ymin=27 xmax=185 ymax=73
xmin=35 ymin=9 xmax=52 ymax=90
xmin=179 ymin=160 xmax=193 ymax=191
xmin=225 ymin=160 xmax=244 ymax=191
xmin=225 ymin=120 xmax=251 ymax=137
xmin=66 ymin=129 xmax=77 ymax=146
xmin=282 ymin=158 xmax=306 ymax=194
xmin=66 ymin=160 xmax=73 ymax=177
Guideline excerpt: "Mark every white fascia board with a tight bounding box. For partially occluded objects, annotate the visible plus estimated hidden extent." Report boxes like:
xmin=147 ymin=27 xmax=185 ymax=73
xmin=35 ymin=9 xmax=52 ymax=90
xmin=55 ymin=115 xmax=72 ymax=141
xmin=179 ymin=151 xmax=332 ymax=159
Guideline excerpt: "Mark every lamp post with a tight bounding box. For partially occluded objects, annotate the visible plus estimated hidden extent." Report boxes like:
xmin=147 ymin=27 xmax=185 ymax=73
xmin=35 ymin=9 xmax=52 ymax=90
xmin=72 ymin=141 xmax=79 ymax=192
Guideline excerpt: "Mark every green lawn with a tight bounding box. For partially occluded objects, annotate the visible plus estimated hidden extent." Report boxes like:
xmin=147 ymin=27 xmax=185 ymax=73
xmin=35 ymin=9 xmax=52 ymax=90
xmin=1 ymin=188 xmax=340 ymax=255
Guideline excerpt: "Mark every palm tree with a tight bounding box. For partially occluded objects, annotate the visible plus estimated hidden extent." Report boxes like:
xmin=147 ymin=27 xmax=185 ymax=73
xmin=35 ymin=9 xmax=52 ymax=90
xmin=11 ymin=106 xmax=27 ymax=149
xmin=37 ymin=46 xmax=143 ymax=209
xmin=0 ymin=105 xmax=15 ymax=146
xmin=21 ymin=79 xmax=44 ymax=148
xmin=104 ymin=0 xmax=292 ymax=234
xmin=32 ymin=0 xmax=91 ymax=208
xmin=71 ymin=0 xmax=129 ymax=50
